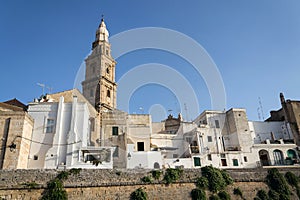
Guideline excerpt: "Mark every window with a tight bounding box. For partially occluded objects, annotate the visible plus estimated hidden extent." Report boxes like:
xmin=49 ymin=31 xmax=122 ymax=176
xmin=220 ymin=153 xmax=226 ymax=158
xmin=137 ymin=142 xmax=144 ymax=151
xmin=244 ymin=156 xmax=248 ymax=162
xmin=107 ymin=90 xmax=111 ymax=98
xmin=207 ymin=136 xmax=212 ymax=142
xmin=46 ymin=119 xmax=55 ymax=133
xmin=215 ymin=120 xmax=220 ymax=128
xmin=33 ymin=155 xmax=38 ymax=160
xmin=233 ymin=159 xmax=239 ymax=166
xmin=105 ymin=49 xmax=109 ymax=55
xmin=207 ymin=154 xmax=212 ymax=161
xmin=221 ymin=159 xmax=227 ymax=166
xmin=173 ymin=154 xmax=178 ymax=158
xmin=194 ymin=157 xmax=201 ymax=167
xmin=112 ymin=126 xmax=118 ymax=136
xmin=106 ymin=67 xmax=110 ymax=74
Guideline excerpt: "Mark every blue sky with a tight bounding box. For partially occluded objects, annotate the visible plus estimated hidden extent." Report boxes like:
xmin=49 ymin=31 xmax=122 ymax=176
xmin=1 ymin=1 xmax=300 ymax=121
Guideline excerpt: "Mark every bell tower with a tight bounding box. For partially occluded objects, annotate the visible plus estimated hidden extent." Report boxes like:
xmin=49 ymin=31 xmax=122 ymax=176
xmin=82 ymin=18 xmax=117 ymax=111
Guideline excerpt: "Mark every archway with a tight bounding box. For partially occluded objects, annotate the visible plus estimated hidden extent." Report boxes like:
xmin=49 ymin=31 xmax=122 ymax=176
xmin=287 ymin=149 xmax=297 ymax=159
xmin=273 ymin=149 xmax=284 ymax=165
xmin=259 ymin=150 xmax=270 ymax=166
xmin=154 ymin=162 xmax=160 ymax=169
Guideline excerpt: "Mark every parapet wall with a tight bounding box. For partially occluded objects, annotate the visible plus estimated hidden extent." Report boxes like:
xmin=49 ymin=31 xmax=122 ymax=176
xmin=0 ymin=167 xmax=299 ymax=200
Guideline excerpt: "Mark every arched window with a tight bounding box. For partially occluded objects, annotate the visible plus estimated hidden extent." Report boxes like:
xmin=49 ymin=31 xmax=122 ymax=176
xmin=154 ymin=162 xmax=160 ymax=169
xmin=287 ymin=149 xmax=296 ymax=159
xmin=106 ymin=67 xmax=110 ymax=74
xmin=259 ymin=149 xmax=270 ymax=166
xmin=107 ymin=90 xmax=111 ymax=98
xmin=273 ymin=149 xmax=284 ymax=165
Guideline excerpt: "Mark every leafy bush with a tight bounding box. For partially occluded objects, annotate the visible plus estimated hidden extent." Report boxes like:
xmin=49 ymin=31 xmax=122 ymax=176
xmin=233 ymin=187 xmax=242 ymax=197
xmin=191 ymin=188 xmax=206 ymax=200
xmin=42 ymin=178 xmax=67 ymax=200
xmin=285 ymin=171 xmax=299 ymax=188
xmin=256 ymin=189 xmax=268 ymax=200
xmin=296 ymin=186 xmax=300 ymax=199
xmin=201 ymin=166 xmax=232 ymax=193
xmin=141 ymin=176 xmax=152 ymax=183
xmin=22 ymin=182 xmax=39 ymax=189
xmin=163 ymin=168 xmax=183 ymax=184
xmin=209 ymin=195 xmax=220 ymax=200
xmin=196 ymin=176 xmax=209 ymax=189
xmin=218 ymin=191 xmax=230 ymax=200
xmin=41 ymin=170 xmax=70 ymax=200
xmin=69 ymin=168 xmax=82 ymax=175
xmin=266 ymin=168 xmax=290 ymax=199
xmin=151 ymin=170 xmax=162 ymax=180
xmin=268 ymin=189 xmax=280 ymax=200
xmin=57 ymin=171 xmax=69 ymax=180
xmin=131 ymin=188 xmax=147 ymax=200
xmin=220 ymin=170 xmax=233 ymax=185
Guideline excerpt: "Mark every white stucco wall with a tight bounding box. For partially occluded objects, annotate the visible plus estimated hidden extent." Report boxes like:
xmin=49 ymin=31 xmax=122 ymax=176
xmin=249 ymin=121 xmax=293 ymax=144
xmin=127 ymin=143 xmax=162 ymax=169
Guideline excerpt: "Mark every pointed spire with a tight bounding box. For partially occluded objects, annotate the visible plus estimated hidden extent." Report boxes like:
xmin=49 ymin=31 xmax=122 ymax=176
xmin=92 ymin=15 xmax=109 ymax=49
xmin=98 ymin=15 xmax=109 ymax=42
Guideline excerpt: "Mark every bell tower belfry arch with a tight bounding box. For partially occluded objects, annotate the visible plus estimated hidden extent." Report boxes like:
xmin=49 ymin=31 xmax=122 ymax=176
xmin=82 ymin=18 xmax=117 ymax=111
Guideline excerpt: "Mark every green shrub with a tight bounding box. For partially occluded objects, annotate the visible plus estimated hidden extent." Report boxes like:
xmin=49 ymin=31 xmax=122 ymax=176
xmin=268 ymin=189 xmax=280 ymax=200
xmin=57 ymin=171 xmax=69 ymax=180
xmin=256 ymin=189 xmax=268 ymax=200
xmin=151 ymin=170 xmax=162 ymax=180
xmin=69 ymin=168 xmax=82 ymax=175
xmin=41 ymin=170 xmax=71 ymax=200
xmin=218 ymin=190 xmax=230 ymax=200
xmin=141 ymin=176 xmax=152 ymax=183
xmin=22 ymin=182 xmax=39 ymax=189
xmin=201 ymin=166 xmax=231 ymax=193
xmin=191 ymin=188 xmax=206 ymax=200
xmin=209 ymin=194 xmax=220 ymax=200
xmin=285 ymin=171 xmax=299 ymax=188
xmin=220 ymin=170 xmax=233 ymax=185
xmin=163 ymin=168 xmax=183 ymax=184
xmin=296 ymin=186 xmax=300 ymax=199
xmin=196 ymin=176 xmax=209 ymax=189
xmin=131 ymin=188 xmax=147 ymax=200
xmin=42 ymin=178 xmax=67 ymax=200
xmin=266 ymin=168 xmax=290 ymax=198
xmin=233 ymin=187 xmax=242 ymax=197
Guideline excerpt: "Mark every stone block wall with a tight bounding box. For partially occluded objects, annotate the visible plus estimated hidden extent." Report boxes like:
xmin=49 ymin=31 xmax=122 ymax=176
xmin=0 ymin=167 xmax=299 ymax=200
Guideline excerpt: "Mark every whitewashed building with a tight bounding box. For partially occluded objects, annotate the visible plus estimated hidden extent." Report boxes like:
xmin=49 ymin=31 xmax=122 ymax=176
xmin=149 ymin=109 xmax=298 ymax=169
xmin=27 ymin=89 xmax=114 ymax=169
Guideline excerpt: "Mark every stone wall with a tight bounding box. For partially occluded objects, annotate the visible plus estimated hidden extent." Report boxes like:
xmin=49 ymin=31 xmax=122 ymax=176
xmin=0 ymin=167 xmax=299 ymax=200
